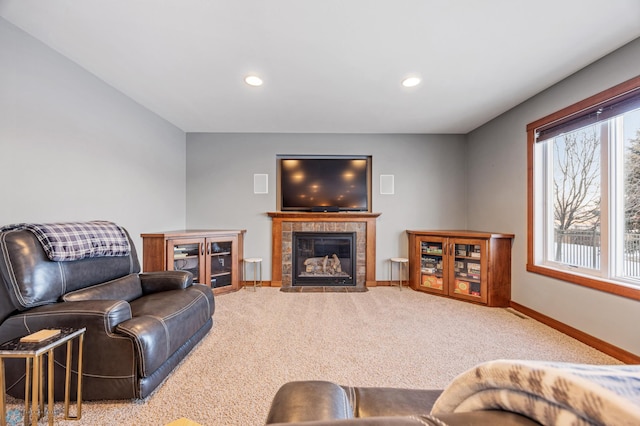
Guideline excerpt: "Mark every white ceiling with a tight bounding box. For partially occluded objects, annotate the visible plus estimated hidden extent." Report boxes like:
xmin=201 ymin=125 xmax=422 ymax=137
xmin=2 ymin=0 xmax=639 ymax=134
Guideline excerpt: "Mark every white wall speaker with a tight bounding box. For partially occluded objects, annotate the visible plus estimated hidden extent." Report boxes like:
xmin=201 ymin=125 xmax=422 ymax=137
xmin=253 ymin=174 xmax=268 ymax=194
xmin=380 ymin=174 xmax=394 ymax=195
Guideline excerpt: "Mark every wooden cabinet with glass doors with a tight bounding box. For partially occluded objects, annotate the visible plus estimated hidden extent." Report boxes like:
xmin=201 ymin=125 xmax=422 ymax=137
xmin=406 ymin=230 xmax=514 ymax=306
xmin=141 ymin=230 xmax=245 ymax=295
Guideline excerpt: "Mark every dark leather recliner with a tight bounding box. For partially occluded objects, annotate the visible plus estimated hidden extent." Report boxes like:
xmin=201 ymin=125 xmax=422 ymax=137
xmin=0 ymin=227 xmax=214 ymax=400
xmin=265 ymin=381 xmax=541 ymax=426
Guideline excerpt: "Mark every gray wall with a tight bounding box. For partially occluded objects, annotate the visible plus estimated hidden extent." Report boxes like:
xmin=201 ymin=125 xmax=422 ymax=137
xmin=186 ymin=133 xmax=467 ymax=280
xmin=467 ymin=37 xmax=640 ymax=356
xmin=0 ymin=18 xmax=187 ymax=250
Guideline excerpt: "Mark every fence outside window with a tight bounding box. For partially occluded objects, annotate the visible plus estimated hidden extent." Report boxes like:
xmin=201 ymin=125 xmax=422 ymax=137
xmin=554 ymin=230 xmax=640 ymax=277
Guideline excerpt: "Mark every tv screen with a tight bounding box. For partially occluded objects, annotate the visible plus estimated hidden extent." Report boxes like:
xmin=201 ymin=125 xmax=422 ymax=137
xmin=278 ymin=156 xmax=371 ymax=212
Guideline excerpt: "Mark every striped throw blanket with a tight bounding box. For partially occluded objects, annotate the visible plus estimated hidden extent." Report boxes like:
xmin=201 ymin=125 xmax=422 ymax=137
xmin=0 ymin=221 xmax=131 ymax=261
xmin=431 ymin=359 xmax=640 ymax=426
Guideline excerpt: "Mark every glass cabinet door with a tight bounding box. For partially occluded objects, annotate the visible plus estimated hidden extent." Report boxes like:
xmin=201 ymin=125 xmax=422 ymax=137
xmin=450 ymin=239 xmax=487 ymax=303
xmin=169 ymin=240 xmax=202 ymax=284
xmin=208 ymin=240 xmax=233 ymax=289
xmin=419 ymin=237 xmax=447 ymax=294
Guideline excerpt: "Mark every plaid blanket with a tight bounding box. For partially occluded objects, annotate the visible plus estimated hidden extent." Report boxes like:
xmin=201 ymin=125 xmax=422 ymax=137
xmin=0 ymin=221 xmax=131 ymax=261
xmin=431 ymin=359 xmax=640 ymax=426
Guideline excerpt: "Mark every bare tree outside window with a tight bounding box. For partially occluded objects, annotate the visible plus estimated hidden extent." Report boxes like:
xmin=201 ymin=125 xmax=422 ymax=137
xmin=552 ymin=126 xmax=601 ymax=267
xmin=624 ymin=124 xmax=640 ymax=278
xmin=625 ymin=129 xmax=640 ymax=232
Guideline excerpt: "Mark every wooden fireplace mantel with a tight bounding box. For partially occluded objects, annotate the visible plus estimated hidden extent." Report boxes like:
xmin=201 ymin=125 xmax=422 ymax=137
xmin=267 ymin=212 xmax=381 ymax=220
xmin=267 ymin=212 xmax=381 ymax=288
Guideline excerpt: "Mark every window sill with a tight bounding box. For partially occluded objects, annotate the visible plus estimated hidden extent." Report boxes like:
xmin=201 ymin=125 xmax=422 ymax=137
xmin=526 ymin=263 xmax=640 ymax=302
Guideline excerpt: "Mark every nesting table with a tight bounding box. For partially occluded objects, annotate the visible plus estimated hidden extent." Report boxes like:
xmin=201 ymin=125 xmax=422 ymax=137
xmin=0 ymin=327 xmax=85 ymax=426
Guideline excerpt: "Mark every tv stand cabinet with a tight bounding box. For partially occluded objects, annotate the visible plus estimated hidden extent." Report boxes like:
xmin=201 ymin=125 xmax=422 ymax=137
xmin=141 ymin=230 xmax=245 ymax=295
xmin=406 ymin=230 xmax=514 ymax=307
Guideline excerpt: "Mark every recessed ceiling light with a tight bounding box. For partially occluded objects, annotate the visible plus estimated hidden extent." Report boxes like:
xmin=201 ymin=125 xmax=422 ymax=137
xmin=401 ymin=77 xmax=421 ymax=88
xmin=245 ymin=75 xmax=263 ymax=87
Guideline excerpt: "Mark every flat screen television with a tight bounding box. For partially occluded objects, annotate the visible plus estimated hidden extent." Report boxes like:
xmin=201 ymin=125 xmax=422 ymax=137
xmin=278 ymin=155 xmax=371 ymax=212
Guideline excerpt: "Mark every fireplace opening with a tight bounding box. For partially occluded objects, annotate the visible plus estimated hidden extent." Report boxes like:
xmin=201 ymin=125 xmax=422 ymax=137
xmin=292 ymin=232 xmax=355 ymax=286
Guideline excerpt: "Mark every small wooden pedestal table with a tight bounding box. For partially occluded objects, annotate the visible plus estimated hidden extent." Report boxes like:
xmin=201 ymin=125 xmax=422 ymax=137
xmin=0 ymin=327 xmax=85 ymax=426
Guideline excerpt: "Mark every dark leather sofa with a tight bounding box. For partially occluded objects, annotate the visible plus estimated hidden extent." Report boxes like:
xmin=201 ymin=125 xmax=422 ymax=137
xmin=266 ymin=381 xmax=541 ymax=425
xmin=267 ymin=359 xmax=640 ymax=425
xmin=0 ymin=227 xmax=214 ymax=400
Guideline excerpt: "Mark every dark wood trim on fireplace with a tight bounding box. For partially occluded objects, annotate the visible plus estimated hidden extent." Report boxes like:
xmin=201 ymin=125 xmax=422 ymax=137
xmin=267 ymin=212 xmax=381 ymax=288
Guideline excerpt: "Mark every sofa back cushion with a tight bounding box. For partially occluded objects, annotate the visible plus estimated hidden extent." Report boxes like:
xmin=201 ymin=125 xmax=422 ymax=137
xmin=63 ymin=274 xmax=143 ymax=302
xmin=0 ymin=229 xmax=140 ymax=316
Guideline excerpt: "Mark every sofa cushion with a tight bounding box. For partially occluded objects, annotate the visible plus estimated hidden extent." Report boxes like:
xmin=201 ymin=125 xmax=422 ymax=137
xmin=63 ymin=274 xmax=143 ymax=302
xmin=352 ymin=387 xmax=442 ymax=418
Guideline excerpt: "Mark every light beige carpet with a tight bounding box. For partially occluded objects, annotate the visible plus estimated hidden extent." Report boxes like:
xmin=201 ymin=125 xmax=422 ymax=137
xmin=12 ymin=287 xmax=620 ymax=425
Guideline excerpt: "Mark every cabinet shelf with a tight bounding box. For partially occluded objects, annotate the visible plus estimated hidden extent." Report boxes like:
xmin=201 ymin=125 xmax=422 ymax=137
xmin=408 ymin=230 xmax=514 ymax=307
xmin=455 ymin=276 xmax=481 ymax=282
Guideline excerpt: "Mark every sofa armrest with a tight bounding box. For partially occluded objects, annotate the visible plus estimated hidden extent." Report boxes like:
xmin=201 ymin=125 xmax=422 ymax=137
xmin=0 ymin=300 xmax=138 ymax=397
xmin=139 ymin=271 xmax=193 ymax=294
xmin=266 ymin=381 xmax=355 ymax=424
xmin=116 ymin=315 xmax=170 ymax=377
xmin=0 ymin=300 xmax=132 ymax=338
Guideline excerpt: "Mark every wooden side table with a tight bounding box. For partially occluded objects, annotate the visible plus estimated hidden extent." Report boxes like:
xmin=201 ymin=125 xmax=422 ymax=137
xmin=0 ymin=327 xmax=85 ymax=426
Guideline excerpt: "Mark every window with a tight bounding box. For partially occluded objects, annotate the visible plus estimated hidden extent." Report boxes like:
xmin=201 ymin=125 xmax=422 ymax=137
xmin=527 ymin=76 xmax=640 ymax=300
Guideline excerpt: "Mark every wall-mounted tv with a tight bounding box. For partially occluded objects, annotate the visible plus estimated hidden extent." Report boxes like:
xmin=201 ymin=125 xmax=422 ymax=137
xmin=277 ymin=155 xmax=372 ymax=212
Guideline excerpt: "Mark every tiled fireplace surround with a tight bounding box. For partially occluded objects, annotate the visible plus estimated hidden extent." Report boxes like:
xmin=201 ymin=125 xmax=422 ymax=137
xmin=267 ymin=212 xmax=380 ymax=290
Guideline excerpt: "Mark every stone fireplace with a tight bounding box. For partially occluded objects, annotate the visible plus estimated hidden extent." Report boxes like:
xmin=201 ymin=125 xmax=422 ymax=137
xmin=268 ymin=212 xmax=380 ymax=291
